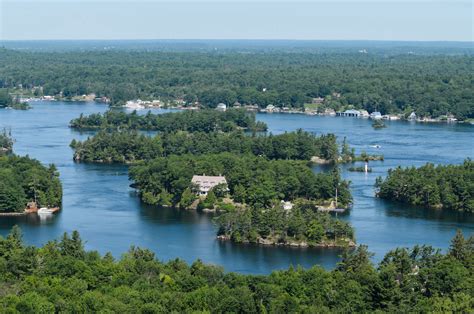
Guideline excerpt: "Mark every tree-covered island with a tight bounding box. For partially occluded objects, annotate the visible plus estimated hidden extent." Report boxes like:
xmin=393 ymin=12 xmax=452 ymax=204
xmin=0 ymin=155 xmax=62 ymax=213
xmin=69 ymin=109 xmax=267 ymax=132
xmin=129 ymin=153 xmax=351 ymax=209
xmin=375 ymin=159 xmax=474 ymax=212
xmin=0 ymin=226 xmax=472 ymax=312
xmin=215 ymin=202 xmax=354 ymax=248
xmin=71 ymin=129 xmax=342 ymax=164
xmin=128 ymin=153 xmax=352 ymax=247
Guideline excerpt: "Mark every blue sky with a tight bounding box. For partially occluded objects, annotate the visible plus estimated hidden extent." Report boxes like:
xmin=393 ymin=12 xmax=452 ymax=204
xmin=1 ymin=0 xmax=472 ymax=41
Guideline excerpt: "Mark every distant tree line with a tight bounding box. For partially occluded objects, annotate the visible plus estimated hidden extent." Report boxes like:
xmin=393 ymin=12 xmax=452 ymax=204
xmin=70 ymin=129 xmax=340 ymax=163
xmin=69 ymin=109 xmax=267 ymax=132
xmin=0 ymin=226 xmax=472 ymax=312
xmin=0 ymin=155 xmax=62 ymax=212
xmin=375 ymin=159 xmax=474 ymax=212
xmin=129 ymin=153 xmax=351 ymax=209
xmin=1 ymin=48 xmax=473 ymax=119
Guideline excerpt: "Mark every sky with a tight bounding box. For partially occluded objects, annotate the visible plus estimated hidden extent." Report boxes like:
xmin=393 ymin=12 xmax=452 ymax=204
xmin=0 ymin=0 xmax=472 ymax=41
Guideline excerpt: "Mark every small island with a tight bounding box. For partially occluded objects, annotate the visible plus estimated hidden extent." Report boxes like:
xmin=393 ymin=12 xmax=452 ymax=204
xmin=69 ymin=108 xmax=267 ymax=132
xmin=372 ymin=119 xmax=386 ymax=129
xmin=348 ymin=166 xmax=372 ymax=173
xmin=129 ymin=153 xmax=352 ymax=209
xmin=375 ymin=159 xmax=473 ymax=212
xmin=215 ymin=203 xmax=355 ymax=248
xmin=0 ymin=155 xmax=62 ymax=215
xmin=129 ymin=153 xmax=353 ymax=247
xmin=71 ymin=129 xmax=342 ymax=164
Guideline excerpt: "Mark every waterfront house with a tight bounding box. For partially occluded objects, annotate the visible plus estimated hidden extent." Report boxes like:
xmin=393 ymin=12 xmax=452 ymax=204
xmin=265 ymin=104 xmax=276 ymax=112
xmin=359 ymin=110 xmax=369 ymax=118
xmin=446 ymin=114 xmax=457 ymax=123
xmin=216 ymin=103 xmax=227 ymax=112
xmin=337 ymin=109 xmax=360 ymax=117
xmin=312 ymin=97 xmax=325 ymax=104
xmin=191 ymin=175 xmax=228 ymax=196
xmin=244 ymin=104 xmax=259 ymax=112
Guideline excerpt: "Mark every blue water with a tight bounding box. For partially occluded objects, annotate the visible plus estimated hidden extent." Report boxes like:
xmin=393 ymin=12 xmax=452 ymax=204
xmin=0 ymin=102 xmax=473 ymax=274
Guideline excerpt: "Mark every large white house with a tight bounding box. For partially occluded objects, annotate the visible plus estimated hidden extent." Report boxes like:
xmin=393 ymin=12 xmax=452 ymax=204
xmin=191 ymin=175 xmax=227 ymax=196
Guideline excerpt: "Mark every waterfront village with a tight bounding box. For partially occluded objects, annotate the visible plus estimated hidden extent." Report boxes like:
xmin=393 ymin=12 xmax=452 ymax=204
xmin=18 ymin=92 xmax=463 ymax=123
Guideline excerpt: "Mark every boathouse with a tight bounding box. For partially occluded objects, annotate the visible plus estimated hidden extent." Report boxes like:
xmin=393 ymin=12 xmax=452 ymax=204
xmin=337 ymin=109 xmax=360 ymax=117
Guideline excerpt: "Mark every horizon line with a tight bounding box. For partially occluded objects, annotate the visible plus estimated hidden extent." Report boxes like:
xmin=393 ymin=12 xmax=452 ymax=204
xmin=1 ymin=38 xmax=473 ymax=43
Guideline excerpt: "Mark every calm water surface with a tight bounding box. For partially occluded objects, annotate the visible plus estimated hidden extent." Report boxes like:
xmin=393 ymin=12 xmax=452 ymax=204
xmin=0 ymin=102 xmax=473 ymax=274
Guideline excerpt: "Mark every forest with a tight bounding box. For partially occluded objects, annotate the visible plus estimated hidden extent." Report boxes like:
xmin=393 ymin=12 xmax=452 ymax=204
xmin=215 ymin=204 xmax=354 ymax=247
xmin=71 ymin=129 xmax=341 ymax=163
xmin=69 ymin=109 xmax=267 ymax=132
xmin=0 ymin=155 xmax=62 ymax=212
xmin=0 ymin=89 xmax=29 ymax=110
xmin=1 ymin=48 xmax=473 ymax=119
xmin=0 ymin=129 xmax=13 ymax=154
xmin=375 ymin=159 xmax=474 ymax=212
xmin=0 ymin=226 xmax=472 ymax=312
xmin=129 ymin=153 xmax=351 ymax=209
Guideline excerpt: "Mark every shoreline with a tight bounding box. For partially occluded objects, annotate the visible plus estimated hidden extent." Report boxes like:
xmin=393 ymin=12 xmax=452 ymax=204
xmin=217 ymin=235 xmax=355 ymax=248
xmin=18 ymin=99 xmax=473 ymax=126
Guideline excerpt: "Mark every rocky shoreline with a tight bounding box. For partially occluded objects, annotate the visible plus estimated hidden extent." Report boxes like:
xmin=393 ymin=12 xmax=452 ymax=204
xmin=217 ymin=235 xmax=355 ymax=248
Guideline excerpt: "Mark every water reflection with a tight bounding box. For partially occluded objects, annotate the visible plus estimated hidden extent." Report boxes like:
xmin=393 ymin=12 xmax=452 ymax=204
xmin=0 ymin=213 xmax=59 ymax=228
xmin=380 ymin=199 xmax=474 ymax=223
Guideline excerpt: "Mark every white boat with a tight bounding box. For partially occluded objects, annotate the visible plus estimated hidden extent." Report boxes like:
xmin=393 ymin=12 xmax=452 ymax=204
xmin=370 ymin=145 xmax=382 ymax=148
xmin=37 ymin=207 xmax=54 ymax=215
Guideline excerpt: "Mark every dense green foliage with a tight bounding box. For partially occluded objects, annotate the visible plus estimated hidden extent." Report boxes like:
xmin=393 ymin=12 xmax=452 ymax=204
xmin=129 ymin=153 xmax=351 ymax=208
xmin=0 ymin=227 xmax=472 ymax=312
xmin=372 ymin=119 xmax=386 ymax=129
xmin=0 ymin=89 xmax=12 ymax=108
xmin=216 ymin=204 xmax=354 ymax=247
xmin=0 ymin=129 xmax=13 ymax=154
xmin=0 ymin=89 xmax=29 ymax=110
xmin=71 ymin=129 xmax=339 ymax=163
xmin=1 ymin=48 xmax=473 ymax=119
xmin=376 ymin=160 xmax=474 ymax=212
xmin=0 ymin=155 xmax=62 ymax=212
xmin=69 ymin=109 xmax=267 ymax=132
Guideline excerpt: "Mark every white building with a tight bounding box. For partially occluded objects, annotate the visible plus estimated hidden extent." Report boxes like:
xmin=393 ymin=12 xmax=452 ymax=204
xmin=266 ymin=104 xmax=276 ymax=112
xmin=216 ymin=103 xmax=227 ymax=112
xmin=281 ymin=201 xmax=294 ymax=211
xmin=191 ymin=175 xmax=228 ymax=196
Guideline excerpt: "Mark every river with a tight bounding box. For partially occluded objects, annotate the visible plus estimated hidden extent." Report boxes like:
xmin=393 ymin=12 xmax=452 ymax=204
xmin=0 ymin=101 xmax=473 ymax=274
